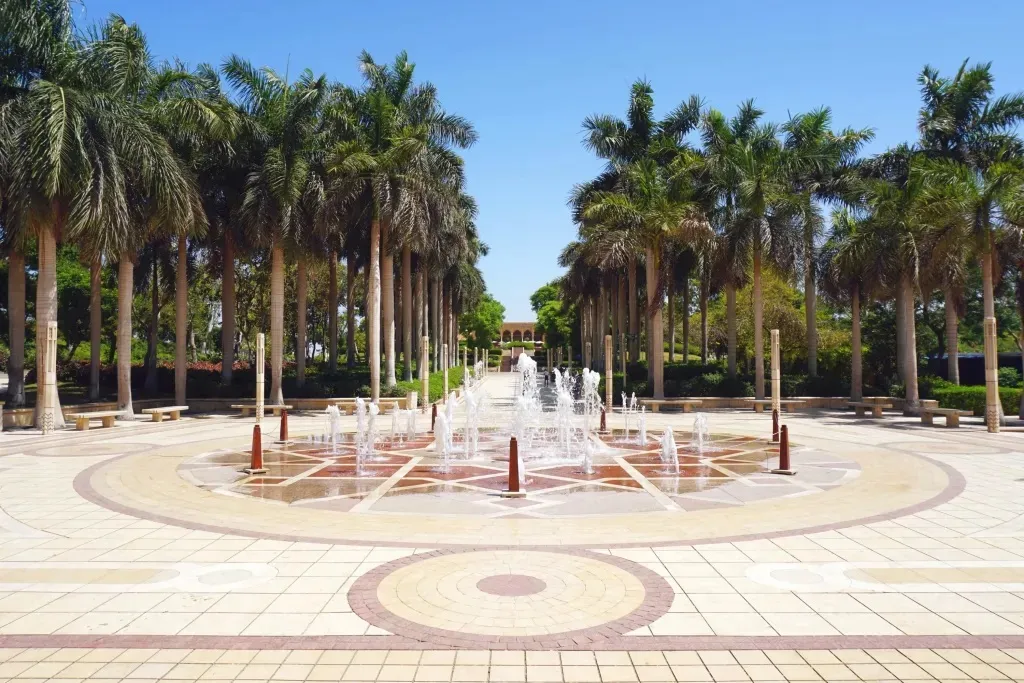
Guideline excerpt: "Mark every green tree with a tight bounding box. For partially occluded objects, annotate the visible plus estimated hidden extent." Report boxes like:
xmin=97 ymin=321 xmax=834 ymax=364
xmin=459 ymin=292 xmax=504 ymax=349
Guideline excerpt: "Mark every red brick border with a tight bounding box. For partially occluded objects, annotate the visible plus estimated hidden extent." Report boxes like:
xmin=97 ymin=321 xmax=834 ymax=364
xmin=347 ymin=548 xmax=675 ymax=648
xmin=1 ymin=633 xmax=1024 ymax=651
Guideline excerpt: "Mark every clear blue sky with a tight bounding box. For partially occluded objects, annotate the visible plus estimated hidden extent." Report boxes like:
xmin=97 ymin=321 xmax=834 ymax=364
xmin=79 ymin=0 xmax=1024 ymax=320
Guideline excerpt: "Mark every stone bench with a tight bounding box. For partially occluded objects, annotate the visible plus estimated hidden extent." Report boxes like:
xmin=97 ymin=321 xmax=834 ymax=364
xmin=638 ymin=398 xmax=703 ymax=413
xmin=920 ymin=407 xmax=973 ymax=428
xmin=847 ymin=401 xmax=893 ymax=418
xmin=141 ymin=405 xmax=189 ymax=422
xmin=333 ymin=398 xmax=407 ymax=415
xmin=231 ymin=404 xmax=292 ymax=417
xmin=70 ymin=410 xmax=124 ymax=431
xmin=749 ymin=399 xmax=807 ymax=413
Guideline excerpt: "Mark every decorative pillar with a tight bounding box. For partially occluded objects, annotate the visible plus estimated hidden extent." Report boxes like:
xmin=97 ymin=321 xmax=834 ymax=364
xmin=604 ymin=334 xmax=613 ymax=413
xmin=770 ymin=329 xmax=781 ymax=415
xmin=41 ymin=321 xmax=58 ymax=434
xmin=463 ymin=345 xmax=467 ymax=379
xmin=442 ymin=343 xmax=449 ymax=400
xmin=421 ymin=335 xmax=429 ymax=411
xmin=255 ymin=333 xmax=265 ymax=425
xmin=619 ymin=332 xmax=626 ymax=379
xmin=984 ymin=317 xmax=1000 ymax=433
xmin=585 ymin=341 xmax=592 ymax=369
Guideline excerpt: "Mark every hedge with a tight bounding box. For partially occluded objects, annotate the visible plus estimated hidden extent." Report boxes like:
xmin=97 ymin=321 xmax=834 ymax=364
xmin=931 ymin=384 xmax=1022 ymax=416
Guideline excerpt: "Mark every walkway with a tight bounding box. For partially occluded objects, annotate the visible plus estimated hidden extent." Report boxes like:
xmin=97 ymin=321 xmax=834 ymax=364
xmin=0 ymin=376 xmax=1023 ymax=681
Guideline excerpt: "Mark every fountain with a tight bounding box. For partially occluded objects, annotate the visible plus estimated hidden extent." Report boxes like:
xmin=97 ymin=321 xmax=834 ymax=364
xmin=354 ymin=397 xmax=367 ymax=455
xmin=637 ymin=406 xmax=647 ymax=445
xmin=433 ymin=411 xmax=453 ymax=472
xmin=660 ymin=427 xmax=679 ymax=474
xmin=323 ymin=405 xmax=342 ymax=447
xmin=690 ymin=413 xmax=712 ymax=457
xmin=464 ymin=388 xmax=481 ymax=458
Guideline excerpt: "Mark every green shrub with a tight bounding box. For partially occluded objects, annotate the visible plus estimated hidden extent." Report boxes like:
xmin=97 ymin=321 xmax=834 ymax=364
xmin=931 ymin=384 xmax=1022 ymax=415
xmin=998 ymin=366 xmax=1022 ymax=388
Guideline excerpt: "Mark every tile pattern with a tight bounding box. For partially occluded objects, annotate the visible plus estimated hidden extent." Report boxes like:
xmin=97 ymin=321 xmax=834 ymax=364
xmin=349 ymin=548 xmax=672 ymax=646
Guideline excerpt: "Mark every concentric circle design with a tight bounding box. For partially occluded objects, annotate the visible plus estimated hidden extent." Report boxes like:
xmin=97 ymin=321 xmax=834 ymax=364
xmin=476 ymin=573 xmax=546 ymax=596
xmin=349 ymin=548 xmax=673 ymax=646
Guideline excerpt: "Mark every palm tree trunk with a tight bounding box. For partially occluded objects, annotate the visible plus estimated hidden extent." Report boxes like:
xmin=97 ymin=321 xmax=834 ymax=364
xmin=682 ymin=276 xmax=690 ymax=364
xmin=221 ymin=231 xmax=235 ymax=384
xmin=895 ymin=279 xmax=906 ymax=381
xmin=382 ymin=221 xmax=396 ymax=388
xmin=327 ymin=252 xmax=337 ymax=372
xmin=296 ymin=256 xmax=308 ymax=387
xmin=617 ymin=275 xmax=627 ymax=368
xmin=33 ymin=226 xmax=64 ymax=427
xmin=144 ymin=256 xmax=159 ymax=394
xmin=442 ymin=283 xmax=451 ymax=368
xmin=851 ymin=284 xmax=862 ymax=402
xmin=805 ymin=245 xmax=818 ymax=377
xmin=628 ymin=256 xmax=639 ymax=363
xmin=175 ymin=235 xmax=188 ymax=405
xmin=116 ymin=252 xmax=134 ymax=417
xmin=646 ymin=244 xmax=665 ymax=399
xmin=7 ymin=249 xmax=26 ymax=406
xmin=367 ymin=219 xmax=381 ymax=402
xmin=753 ymin=246 xmax=765 ymax=400
xmin=431 ymin=277 xmax=440 ymax=372
xmin=901 ymin=272 xmax=919 ymax=413
xmin=402 ymin=245 xmax=413 ymax=381
xmin=346 ymin=253 xmax=356 ymax=369
xmin=726 ymin=281 xmax=737 ymax=378
xmin=945 ymin=289 xmax=959 ymax=384
xmin=413 ymin=267 xmax=423 ymax=375
xmin=270 ymin=241 xmax=285 ymax=405
xmin=88 ymin=254 xmax=102 ymax=401
xmin=667 ymin=277 xmax=675 ymax=364
xmin=699 ymin=276 xmax=708 ymax=365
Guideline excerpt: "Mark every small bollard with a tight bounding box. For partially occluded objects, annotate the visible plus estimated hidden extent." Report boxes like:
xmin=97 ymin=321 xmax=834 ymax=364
xmin=772 ymin=409 xmax=779 ymax=442
xmin=431 ymin=403 xmax=438 ymax=432
xmin=245 ymin=424 xmax=267 ymax=474
xmin=278 ymin=409 xmax=289 ymax=443
xmin=771 ymin=424 xmax=796 ymax=475
xmin=600 ymin=407 xmax=607 ymax=433
xmin=501 ymin=436 xmax=526 ymax=498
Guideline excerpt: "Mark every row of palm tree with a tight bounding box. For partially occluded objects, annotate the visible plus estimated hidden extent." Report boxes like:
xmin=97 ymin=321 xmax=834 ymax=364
xmin=1 ymin=1 xmax=486 ymax=426
xmin=561 ymin=63 xmax=1024 ymax=425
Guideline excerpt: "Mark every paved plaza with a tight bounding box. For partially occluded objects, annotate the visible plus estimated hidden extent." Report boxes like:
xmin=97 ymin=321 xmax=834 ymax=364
xmin=1 ymin=373 xmax=1024 ymax=681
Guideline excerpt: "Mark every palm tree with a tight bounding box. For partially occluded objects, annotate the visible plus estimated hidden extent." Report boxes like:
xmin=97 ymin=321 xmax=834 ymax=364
xmin=819 ymin=209 xmax=884 ymax=400
xmin=225 ymin=56 xmax=327 ymax=405
xmin=781 ymin=108 xmax=873 ymax=377
xmin=584 ymin=158 xmax=708 ymax=397
xmin=699 ymin=102 xmax=763 ymax=378
xmin=326 ymin=51 xmax=475 ymax=400
xmin=721 ymin=122 xmax=796 ymax=399
xmin=860 ymin=144 xmax=928 ymax=411
xmin=917 ymin=61 xmax=1024 ymax=426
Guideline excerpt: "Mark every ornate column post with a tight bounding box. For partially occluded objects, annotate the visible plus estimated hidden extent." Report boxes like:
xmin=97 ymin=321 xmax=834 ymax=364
xmin=255 ymin=333 xmax=265 ymax=425
xmin=770 ymin=328 xmax=781 ymax=414
xmin=421 ymin=335 xmax=429 ymax=411
xmin=41 ymin=321 xmax=58 ymax=434
xmin=984 ymin=317 xmax=1000 ymax=433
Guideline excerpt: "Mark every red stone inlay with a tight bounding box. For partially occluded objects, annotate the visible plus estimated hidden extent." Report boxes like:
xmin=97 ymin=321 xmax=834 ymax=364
xmin=476 ymin=573 xmax=547 ymax=596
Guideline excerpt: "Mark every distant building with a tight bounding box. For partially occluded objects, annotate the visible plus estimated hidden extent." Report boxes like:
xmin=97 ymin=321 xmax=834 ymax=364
xmin=499 ymin=321 xmax=542 ymax=344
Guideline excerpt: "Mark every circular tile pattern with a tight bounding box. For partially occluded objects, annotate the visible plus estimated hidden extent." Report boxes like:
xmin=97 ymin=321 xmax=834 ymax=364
xmin=476 ymin=573 xmax=546 ymax=597
xmin=32 ymin=442 xmax=148 ymax=458
xmin=349 ymin=548 xmax=673 ymax=646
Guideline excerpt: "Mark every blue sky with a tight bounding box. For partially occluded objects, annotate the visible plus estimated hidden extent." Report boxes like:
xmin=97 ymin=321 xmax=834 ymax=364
xmin=80 ymin=0 xmax=1024 ymax=320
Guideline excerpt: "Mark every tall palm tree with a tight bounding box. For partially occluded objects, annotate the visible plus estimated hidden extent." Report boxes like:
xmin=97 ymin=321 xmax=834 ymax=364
xmin=722 ymin=123 xmax=796 ymax=399
xmin=819 ymin=209 xmax=884 ymax=400
xmin=917 ymin=61 xmax=1024 ymax=426
xmin=326 ymin=51 xmax=474 ymax=400
xmin=781 ymin=108 xmax=873 ymax=377
xmin=225 ymin=56 xmax=327 ymax=405
xmin=584 ymin=158 xmax=708 ymax=397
